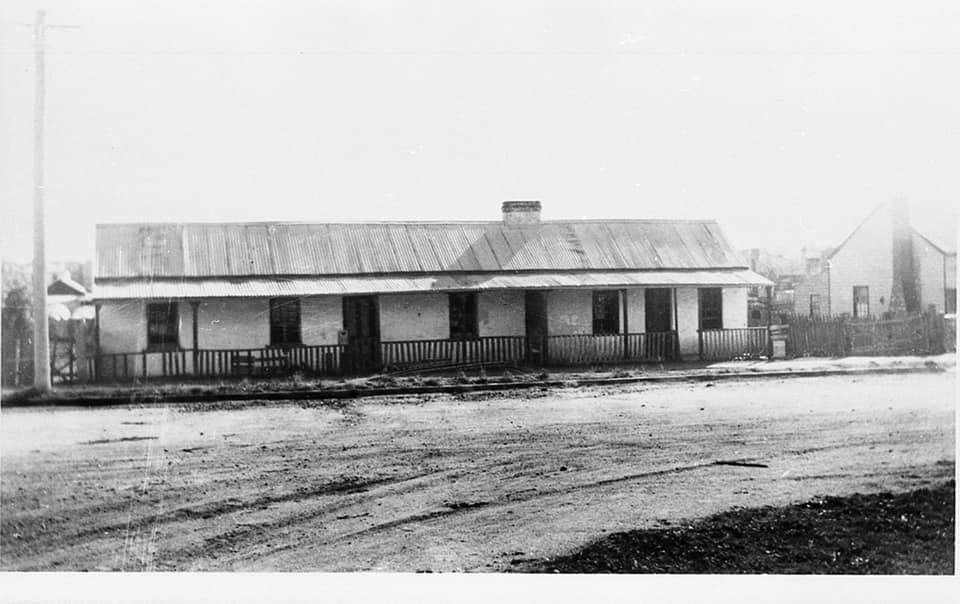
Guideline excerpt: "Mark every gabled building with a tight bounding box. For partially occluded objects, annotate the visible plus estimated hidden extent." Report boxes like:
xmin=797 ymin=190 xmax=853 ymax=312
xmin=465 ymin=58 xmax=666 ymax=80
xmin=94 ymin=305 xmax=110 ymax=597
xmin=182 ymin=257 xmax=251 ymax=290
xmin=90 ymin=201 xmax=772 ymax=379
xmin=793 ymin=202 xmax=957 ymax=318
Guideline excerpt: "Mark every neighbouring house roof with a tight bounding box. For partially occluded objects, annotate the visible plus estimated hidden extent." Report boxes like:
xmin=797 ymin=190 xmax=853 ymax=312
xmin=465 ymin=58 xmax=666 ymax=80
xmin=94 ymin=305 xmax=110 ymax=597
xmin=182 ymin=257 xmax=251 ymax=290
xmin=827 ymin=203 xmax=957 ymax=260
xmin=96 ymin=220 xmax=751 ymax=279
xmin=92 ymin=269 xmax=772 ymax=300
xmin=47 ymin=274 xmax=88 ymax=296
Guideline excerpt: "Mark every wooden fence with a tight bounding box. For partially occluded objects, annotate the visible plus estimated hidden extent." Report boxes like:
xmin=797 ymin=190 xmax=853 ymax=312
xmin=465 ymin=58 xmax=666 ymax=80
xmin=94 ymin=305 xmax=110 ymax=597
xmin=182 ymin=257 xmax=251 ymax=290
xmin=87 ymin=345 xmax=345 ymax=383
xmin=82 ymin=332 xmax=681 ymax=382
xmin=780 ymin=312 xmax=950 ymax=358
xmin=381 ymin=336 xmax=527 ymax=371
xmin=698 ymin=328 xmax=770 ymax=361
xmin=543 ymin=332 xmax=678 ymax=365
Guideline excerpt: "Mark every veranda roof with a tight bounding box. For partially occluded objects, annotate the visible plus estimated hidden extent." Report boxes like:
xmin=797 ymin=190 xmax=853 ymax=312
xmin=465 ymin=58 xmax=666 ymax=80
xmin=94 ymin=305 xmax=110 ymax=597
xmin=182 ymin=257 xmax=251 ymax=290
xmin=93 ymin=269 xmax=773 ymax=300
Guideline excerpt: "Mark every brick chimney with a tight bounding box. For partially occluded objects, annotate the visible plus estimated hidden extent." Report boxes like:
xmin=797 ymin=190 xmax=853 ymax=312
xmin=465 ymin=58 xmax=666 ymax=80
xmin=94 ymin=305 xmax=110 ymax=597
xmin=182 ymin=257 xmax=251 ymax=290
xmin=502 ymin=201 xmax=542 ymax=227
xmin=891 ymin=199 xmax=919 ymax=313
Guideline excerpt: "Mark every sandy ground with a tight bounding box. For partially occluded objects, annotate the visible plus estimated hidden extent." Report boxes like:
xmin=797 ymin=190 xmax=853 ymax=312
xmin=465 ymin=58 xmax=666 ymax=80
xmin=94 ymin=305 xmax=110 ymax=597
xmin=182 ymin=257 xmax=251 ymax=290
xmin=1 ymin=371 xmax=955 ymax=571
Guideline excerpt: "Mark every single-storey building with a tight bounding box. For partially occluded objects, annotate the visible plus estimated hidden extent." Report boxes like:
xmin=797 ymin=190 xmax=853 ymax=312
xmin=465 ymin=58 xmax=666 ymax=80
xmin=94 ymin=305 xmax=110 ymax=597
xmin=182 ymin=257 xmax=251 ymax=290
xmin=89 ymin=202 xmax=773 ymax=380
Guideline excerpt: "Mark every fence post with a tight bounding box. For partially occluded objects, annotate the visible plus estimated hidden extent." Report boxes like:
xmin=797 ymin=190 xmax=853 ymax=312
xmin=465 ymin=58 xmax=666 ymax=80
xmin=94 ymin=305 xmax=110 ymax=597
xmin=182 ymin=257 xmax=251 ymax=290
xmin=840 ymin=316 xmax=851 ymax=355
xmin=765 ymin=286 xmax=773 ymax=359
xmin=191 ymin=301 xmax=200 ymax=375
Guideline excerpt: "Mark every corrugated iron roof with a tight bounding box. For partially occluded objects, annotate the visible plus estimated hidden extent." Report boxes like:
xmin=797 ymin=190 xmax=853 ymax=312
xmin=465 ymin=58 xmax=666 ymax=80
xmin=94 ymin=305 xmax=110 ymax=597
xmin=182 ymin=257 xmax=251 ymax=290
xmin=93 ymin=269 xmax=772 ymax=300
xmin=96 ymin=220 xmax=749 ymax=279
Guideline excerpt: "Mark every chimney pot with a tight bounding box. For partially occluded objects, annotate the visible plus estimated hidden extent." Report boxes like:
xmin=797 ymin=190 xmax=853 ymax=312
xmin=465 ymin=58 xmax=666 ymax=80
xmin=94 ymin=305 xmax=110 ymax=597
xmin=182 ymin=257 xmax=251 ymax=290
xmin=502 ymin=201 xmax=542 ymax=226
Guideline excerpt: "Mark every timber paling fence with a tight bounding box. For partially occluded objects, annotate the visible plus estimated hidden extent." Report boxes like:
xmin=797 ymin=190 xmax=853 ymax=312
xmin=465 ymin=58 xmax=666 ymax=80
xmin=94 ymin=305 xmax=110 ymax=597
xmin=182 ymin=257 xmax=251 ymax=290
xmin=777 ymin=312 xmax=952 ymax=358
xmin=697 ymin=327 xmax=771 ymax=361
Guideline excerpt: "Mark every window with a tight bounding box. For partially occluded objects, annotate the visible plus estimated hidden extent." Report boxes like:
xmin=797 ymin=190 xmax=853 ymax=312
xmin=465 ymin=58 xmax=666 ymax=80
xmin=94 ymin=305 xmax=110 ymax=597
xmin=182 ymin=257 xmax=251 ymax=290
xmin=946 ymin=288 xmax=957 ymax=314
xmin=270 ymin=297 xmax=302 ymax=346
xmin=809 ymin=294 xmax=821 ymax=317
xmin=698 ymin=288 xmax=723 ymax=330
xmin=146 ymin=301 xmax=179 ymax=351
xmin=592 ymin=290 xmax=620 ymax=335
xmin=853 ymin=286 xmax=869 ymax=318
xmin=449 ymin=292 xmax=478 ymax=339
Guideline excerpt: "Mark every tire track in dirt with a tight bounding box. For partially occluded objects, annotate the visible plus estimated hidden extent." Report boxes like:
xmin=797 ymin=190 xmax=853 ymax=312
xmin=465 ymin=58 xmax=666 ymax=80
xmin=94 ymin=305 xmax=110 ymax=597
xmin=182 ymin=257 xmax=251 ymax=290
xmin=156 ymin=466 xmax=468 ymax=567
xmin=153 ymin=451 xmax=571 ymax=567
xmin=312 ymin=434 xmax=913 ymax=547
xmin=7 ymin=471 xmax=438 ymax=563
xmin=319 ymin=459 xmax=729 ymax=544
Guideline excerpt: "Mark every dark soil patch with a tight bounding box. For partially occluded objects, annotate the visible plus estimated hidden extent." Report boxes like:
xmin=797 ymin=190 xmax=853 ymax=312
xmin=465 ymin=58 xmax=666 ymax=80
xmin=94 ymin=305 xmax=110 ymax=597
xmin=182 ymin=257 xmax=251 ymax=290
xmin=522 ymin=480 xmax=955 ymax=574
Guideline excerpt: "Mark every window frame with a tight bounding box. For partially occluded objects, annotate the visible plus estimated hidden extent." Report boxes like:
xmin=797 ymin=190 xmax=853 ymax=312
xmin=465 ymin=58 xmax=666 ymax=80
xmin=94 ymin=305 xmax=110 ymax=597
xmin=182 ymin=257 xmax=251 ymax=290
xmin=945 ymin=288 xmax=957 ymax=314
xmin=698 ymin=287 xmax=723 ymax=330
xmin=448 ymin=292 xmax=479 ymax=340
xmin=592 ymin=290 xmax=621 ymax=335
xmin=146 ymin=300 xmax=179 ymax=351
xmin=809 ymin=293 xmax=821 ymax=317
xmin=852 ymin=286 xmax=869 ymax=318
xmin=269 ymin=297 xmax=303 ymax=347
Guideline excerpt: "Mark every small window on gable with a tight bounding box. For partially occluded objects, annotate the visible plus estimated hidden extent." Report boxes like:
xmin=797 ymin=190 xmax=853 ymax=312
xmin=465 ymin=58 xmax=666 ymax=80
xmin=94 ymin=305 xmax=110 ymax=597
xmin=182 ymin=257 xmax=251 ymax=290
xmin=853 ymin=286 xmax=869 ymax=318
xmin=592 ymin=290 xmax=620 ymax=335
xmin=146 ymin=301 xmax=179 ymax=351
xmin=270 ymin=297 xmax=302 ymax=346
xmin=698 ymin=288 xmax=723 ymax=330
xmin=809 ymin=294 xmax=821 ymax=317
xmin=449 ymin=292 xmax=478 ymax=339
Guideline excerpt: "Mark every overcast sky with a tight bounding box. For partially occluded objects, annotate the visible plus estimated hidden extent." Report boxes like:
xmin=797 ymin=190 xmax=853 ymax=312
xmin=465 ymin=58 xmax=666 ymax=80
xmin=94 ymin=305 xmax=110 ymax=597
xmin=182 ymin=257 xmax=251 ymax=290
xmin=1 ymin=0 xmax=957 ymax=264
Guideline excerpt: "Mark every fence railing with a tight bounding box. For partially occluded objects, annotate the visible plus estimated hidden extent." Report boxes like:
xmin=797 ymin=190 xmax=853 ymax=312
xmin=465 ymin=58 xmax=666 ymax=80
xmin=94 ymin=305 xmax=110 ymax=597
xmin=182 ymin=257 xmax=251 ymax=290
xmin=543 ymin=332 xmax=678 ymax=365
xmin=381 ymin=336 xmax=526 ymax=371
xmin=87 ymin=345 xmax=345 ymax=383
xmin=698 ymin=327 xmax=770 ymax=361
xmin=81 ymin=331 xmax=683 ymax=382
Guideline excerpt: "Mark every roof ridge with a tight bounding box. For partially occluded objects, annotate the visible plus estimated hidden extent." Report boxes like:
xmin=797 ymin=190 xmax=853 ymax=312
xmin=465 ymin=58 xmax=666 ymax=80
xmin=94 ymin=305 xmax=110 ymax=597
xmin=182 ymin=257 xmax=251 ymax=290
xmin=96 ymin=218 xmax=719 ymax=228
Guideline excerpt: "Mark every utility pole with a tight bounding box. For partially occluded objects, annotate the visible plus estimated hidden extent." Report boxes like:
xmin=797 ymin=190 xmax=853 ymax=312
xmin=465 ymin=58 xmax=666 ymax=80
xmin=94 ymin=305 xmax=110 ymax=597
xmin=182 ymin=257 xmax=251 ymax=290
xmin=30 ymin=11 xmax=78 ymax=392
xmin=33 ymin=9 xmax=51 ymax=392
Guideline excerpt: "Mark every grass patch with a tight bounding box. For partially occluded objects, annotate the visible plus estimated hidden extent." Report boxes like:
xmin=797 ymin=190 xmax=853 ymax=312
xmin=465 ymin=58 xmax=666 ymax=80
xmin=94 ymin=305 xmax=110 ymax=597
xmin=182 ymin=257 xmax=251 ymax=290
xmin=521 ymin=480 xmax=955 ymax=574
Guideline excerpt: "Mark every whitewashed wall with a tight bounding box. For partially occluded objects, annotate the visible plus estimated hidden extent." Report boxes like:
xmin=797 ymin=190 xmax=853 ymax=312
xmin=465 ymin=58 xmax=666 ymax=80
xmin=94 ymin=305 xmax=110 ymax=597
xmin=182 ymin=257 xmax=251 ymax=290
xmin=478 ymin=290 xmax=525 ymax=337
xmin=301 ymin=296 xmax=343 ymax=345
xmin=99 ymin=300 xmax=147 ymax=353
xmin=195 ymin=298 xmax=269 ymax=349
xmin=722 ymin=288 xmax=748 ymax=329
xmin=828 ymin=207 xmax=893 ymax=316
xmin=913 ymin=234 xmax=948 ymax=312
xmin=546 ymin=289 xmax=593 ymax=335
xmin=379 ymin=293 xmax=449 ymax=341
xmin=624 ymin=288 xmax=646 ymax=333
xmin=675 ymin=288 xmax=700 ymax=358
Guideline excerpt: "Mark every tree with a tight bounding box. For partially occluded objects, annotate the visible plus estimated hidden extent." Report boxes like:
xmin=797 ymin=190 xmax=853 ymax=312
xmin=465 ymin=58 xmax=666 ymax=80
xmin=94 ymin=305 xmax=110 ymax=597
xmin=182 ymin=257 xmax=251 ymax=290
xmin=2 ymin=286 xmax=35 ymax=386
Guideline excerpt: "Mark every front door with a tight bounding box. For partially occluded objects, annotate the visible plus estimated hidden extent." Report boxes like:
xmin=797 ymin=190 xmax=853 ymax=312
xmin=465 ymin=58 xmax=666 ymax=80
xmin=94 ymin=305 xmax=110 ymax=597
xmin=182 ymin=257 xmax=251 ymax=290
xmin=524 ymin=290 xmax=548 ymax=364
xmin=644 ymin=288 xmax=673 ymax=360
xmin=645 ymin=288 xmax=672 ymax=332
xmin=342 ymin=296 xmax=381 ymax=374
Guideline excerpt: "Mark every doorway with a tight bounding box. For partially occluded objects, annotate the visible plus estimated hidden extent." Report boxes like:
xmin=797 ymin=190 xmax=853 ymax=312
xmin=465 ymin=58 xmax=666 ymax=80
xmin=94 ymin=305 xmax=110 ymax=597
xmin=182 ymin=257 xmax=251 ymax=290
xmin=645 ymin=288 xmax=673 ymax=332
xmin=342 ymin=296 xmax=380 ymax=374
xmin=524 ymin=290 xmax=548 ymax=364
xmin=644 ymin=288 xmax=674 ymax=360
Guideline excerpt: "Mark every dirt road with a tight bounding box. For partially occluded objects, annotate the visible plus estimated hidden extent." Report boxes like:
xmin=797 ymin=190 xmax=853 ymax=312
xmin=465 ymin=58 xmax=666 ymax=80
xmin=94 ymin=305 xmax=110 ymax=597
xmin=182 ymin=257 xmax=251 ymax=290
xmin=1 ymin=372 xmax=954 ymax=571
